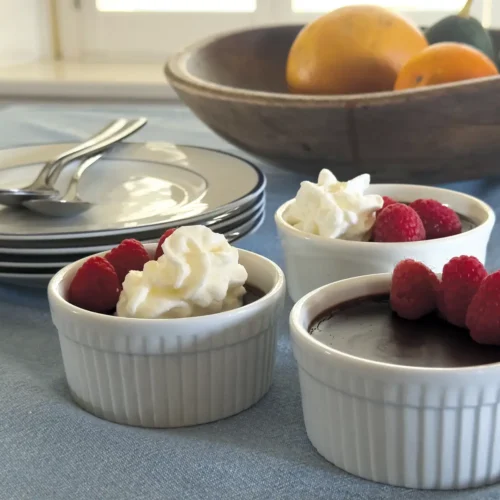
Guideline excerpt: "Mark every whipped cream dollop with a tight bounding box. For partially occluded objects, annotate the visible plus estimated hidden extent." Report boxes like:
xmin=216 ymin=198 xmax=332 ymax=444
xmin=283 ymin=169 xmax=383 ymax=240
xmin=116 ymin=226 xmax=248 ymax=319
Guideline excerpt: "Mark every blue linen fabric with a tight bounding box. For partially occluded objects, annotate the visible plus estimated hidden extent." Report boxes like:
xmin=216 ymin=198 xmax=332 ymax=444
xmin=1 ymin=103 xmax=500 ymax=500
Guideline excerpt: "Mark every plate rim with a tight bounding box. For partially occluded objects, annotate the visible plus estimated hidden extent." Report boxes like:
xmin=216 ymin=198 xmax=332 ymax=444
xmin=0 ymin=198 xmax=265 ymax=263
xmin=0 ymin=210 xmax=265 ymax=281
xmin=0 ymin=191 xmax=265 ymax=252
xmin=0 ymin=142 xmax=266 ymax=240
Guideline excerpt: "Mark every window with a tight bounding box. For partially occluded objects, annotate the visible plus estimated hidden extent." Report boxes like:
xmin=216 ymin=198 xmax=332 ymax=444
xmin=96 ymin=0 xmax=257 ymax=13
xmin=57 ymin=0 xmax=271 ymax=62
xmin=293 ymin=0 xmax=469 ymax=12
xmin=279 ymin=0 xmax=488 ymax=28
xmin=57 ymin=0 xmax=492 ymax=63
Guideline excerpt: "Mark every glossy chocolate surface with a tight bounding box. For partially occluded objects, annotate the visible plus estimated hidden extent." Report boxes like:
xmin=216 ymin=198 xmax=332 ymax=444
xmin=243 ymin=284 xmax=265 ymax=306
xmin=309 ymin=294 xmax=500 ymax=368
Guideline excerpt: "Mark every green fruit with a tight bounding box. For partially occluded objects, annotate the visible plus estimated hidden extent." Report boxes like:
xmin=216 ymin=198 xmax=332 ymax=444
xmin=425 ymin=0 xmax=496 ymax=63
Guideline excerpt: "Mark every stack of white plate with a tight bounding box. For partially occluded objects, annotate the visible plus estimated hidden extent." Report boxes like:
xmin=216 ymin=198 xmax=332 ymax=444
xmin=0 ymin=142 xmax=265 ymax=287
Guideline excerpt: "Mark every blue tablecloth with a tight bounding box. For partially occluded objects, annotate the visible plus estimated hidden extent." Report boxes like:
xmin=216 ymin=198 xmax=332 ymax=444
xmin=2 ymin=103 xmax=500 ymax=500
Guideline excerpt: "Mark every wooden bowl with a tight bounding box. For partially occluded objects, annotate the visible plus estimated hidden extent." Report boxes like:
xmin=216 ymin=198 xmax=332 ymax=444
xmin=165 ymin=25 xmax=500 ymax=182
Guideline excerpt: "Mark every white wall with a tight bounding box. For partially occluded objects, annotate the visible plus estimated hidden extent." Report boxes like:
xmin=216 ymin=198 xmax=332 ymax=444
xmin=0 ymin=0 xmax=51 ymax=66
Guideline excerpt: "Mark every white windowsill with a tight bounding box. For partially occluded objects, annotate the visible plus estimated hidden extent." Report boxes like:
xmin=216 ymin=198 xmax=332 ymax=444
xmin=0 ymin=61 xmax=179 ymax=102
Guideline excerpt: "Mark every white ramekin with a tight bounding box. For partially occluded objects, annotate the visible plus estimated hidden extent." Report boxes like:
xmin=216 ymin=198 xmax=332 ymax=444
xmin=275 ymin=184 xmax=495 ymax=302
xmin=290 ymin=273 xmax=500 ymax=490
xmin=48 ymin=244 xmax=285 ymax=428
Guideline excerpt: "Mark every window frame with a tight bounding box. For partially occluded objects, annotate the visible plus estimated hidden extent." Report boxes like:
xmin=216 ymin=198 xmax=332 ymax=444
xmin=58 ymin=0 xmax=491 ymax=63
xmin=57 ymin=0 xmax=274 ymax=62
xmin=274 ymin=0 xmax=487 ymax=27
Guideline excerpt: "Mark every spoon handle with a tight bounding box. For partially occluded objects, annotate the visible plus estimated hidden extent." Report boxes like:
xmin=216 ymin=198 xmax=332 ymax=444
xmin=29 ymin=118 xmax=128 ymax=190
xmin=63 ymin=155 xmax=102 ymax=201
xmin=46 ymin=117 xmax=147 ymax=187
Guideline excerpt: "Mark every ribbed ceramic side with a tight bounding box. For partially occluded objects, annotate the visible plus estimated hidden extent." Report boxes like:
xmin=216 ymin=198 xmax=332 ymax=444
xmin=49 ymin=247 xmax=285 ymax=428
xmin=57 ymin=317 xmax=278 ymax=427
xmin=295 ymin=357 xmax=500 ymax=490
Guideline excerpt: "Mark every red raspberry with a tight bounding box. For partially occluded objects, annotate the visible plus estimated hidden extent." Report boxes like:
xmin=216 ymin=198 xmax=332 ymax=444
xmin=390 ymin=259 xmax=439 ymax=320
xmin=438 ymin=256 xmax=487 ymax=328
xmin=409 ymin=199 xmax=461 ymax=240
xmin=466 ymin=271 xmax=500 ymax=345
xmin=105 ymin=239 xmax=150 ymax=284
xmin=68 ymin=256 xmax=120 ymax=313
xmin=373 ymin=203 xmax=426 ymax=242
xmin=376 ymin=196 xmax=398 ymax=216
xmin=155 ymin=228 xmax=176 ymax=259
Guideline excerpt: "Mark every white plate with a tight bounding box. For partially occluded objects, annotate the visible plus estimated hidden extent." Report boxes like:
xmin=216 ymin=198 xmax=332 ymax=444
xmin=0 ymin=142 xmax=265 ymax=241
xmin=0 ymin=190 xmax=264 ymax=250
xmin=0 ymin=195 xmax=264 ymax=258
xmin=0 ymin=198 xmax=265 ymax=265
xmin=0 ymin=209 xmax=265 ymax=285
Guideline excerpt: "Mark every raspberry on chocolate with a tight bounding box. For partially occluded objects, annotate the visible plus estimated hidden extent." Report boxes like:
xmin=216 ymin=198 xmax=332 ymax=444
xmin=409 ymin=199 xmax=461 ymax=240
xmin=466 ymin=271 xmax=500 ymax=345
xmin=390 ymin=259 xmax=439 ymax=320
xmin=373 ymin=203 xmax=426 ymax=242
xmin=105 ymin=239 xmax=150 ymax=284
xmin=68 ymin=256 xmax=121 ymax=313
xmin=155 ymin=228 xmax=176 ymax=259
xmin=439 ymin=256 xmax=487 ymax=328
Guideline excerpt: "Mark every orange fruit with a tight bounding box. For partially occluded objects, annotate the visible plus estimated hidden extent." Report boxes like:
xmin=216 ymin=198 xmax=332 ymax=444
xmin=286 ymin=5 xmax=428 ymax=95
xmin=394 ymin=42 xmax=498 ymax=90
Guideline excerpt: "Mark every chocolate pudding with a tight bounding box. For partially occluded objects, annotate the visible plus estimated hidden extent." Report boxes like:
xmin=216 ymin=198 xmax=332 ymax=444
xmin=243 ymin=284 xmax=265 ymax=306
xmin=309 ymin=294 xmax=500 ymax=368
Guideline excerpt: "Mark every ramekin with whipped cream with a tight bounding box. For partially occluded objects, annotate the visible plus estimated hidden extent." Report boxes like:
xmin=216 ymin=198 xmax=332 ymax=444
xmin=275 ymin=172 xmax=495 ymax=301
xmin=48 ymin=236 xmax=285 ymax=428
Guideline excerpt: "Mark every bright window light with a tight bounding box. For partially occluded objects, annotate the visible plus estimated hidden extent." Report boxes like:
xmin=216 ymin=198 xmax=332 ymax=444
xmin=96 ymin=0 xmax=256 ymax=12
xmin=293 ymin=0 xmax=464 ymax=13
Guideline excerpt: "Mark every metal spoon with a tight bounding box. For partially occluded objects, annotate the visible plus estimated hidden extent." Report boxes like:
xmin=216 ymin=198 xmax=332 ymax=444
xmin=24 ymin=155 xmax=102 ymax=217
xmin=0 ymin=117 xmax=146 ymax=207
xmin=0 ymin=118 xmax=127 ymax=206
xmin=24 ymin=117 xmax=148 ymax=217
xmin=43 ymin=117 xmax=147 ymax=190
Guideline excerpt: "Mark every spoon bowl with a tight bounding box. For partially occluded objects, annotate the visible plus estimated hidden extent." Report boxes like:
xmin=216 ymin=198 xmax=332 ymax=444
xmin=0 ymin=117 xmax=147 ymax=207
xmin=24 ymin=198 xmax=92 ymax=218
xmin=24 ymin=155 xmax=101 ymax=218
xmin=0 ymin=119 xmax=129 ymax=207
xmin=0 ymin=187 xmax=58 ymax=207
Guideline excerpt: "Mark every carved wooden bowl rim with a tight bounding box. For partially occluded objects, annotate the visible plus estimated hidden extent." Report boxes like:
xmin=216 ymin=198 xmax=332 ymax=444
xmin=164 ymin=24 xmax=500 ymax=107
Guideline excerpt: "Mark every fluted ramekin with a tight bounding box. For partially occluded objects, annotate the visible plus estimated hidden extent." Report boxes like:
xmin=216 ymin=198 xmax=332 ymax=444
xmin=276 ymin=184 xmax=495 ymax=302
xmin=48 ymin=244 xmax=285 ymax=428
xmin=290 ymin=273 xmax=500 ymax=490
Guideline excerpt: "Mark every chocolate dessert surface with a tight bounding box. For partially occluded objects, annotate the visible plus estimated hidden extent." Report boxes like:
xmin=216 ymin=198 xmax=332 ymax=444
xmin=242 ymin=284 xmax=265 ymax=306
xmin=309 ymin=294 xmax=500 ymax=368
